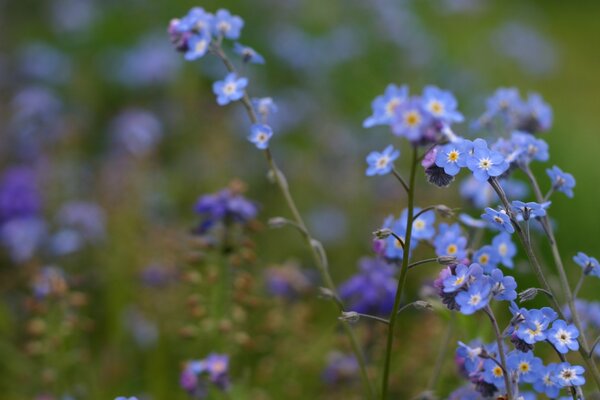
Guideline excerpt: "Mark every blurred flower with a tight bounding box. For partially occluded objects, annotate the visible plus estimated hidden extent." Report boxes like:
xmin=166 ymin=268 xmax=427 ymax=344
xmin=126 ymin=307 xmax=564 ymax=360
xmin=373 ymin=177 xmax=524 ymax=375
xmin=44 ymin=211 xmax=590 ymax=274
xmin=194 ymin=186 xmax=258 ymax=234
xmin=124 ymin=307 xmax=158 ymax=349
xmin=1 ymin=217 xmax=47 ymax=263
xmin=0 ymin=167 xmax=42 ymax=224
xmin=49 ymin=0 xmax=97 ymax=34
xmin=233 ymin=43 xmax=265 ymax=64
xmin=547 ymin=166 xmax=575 ymax=198
xmin=180 ymin=353 xmax=231 ymax=398
xmin=365 ymin=145 xmax=399 ymax=176
xmin=32 ymin=266 xmax=68 ymax=299
xmin=18 ymin=43 xmax=72 ymax=84
xmin=110 ymin=108 xmax=162 ymax=157
xmin=265 ymin=262 xmax=312 ymax=299
xmin=213 ymin=73 xmax=248 ymax=106
xmin=322 ymin=352 xmax=359 ymax=386
xmin=248 ymin=124 xmax=273 ymax=149
xmin=140 ymin=263 xmax=177 ymax=288
xmin=212 ymin=9 xmax=244 ymax=40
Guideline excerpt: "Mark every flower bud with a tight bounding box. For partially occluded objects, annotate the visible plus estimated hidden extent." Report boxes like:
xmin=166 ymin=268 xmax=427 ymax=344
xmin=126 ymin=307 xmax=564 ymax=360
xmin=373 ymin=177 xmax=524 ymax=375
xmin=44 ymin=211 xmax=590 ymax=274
xmin=338 ymin=311 xmax=360 ymax=323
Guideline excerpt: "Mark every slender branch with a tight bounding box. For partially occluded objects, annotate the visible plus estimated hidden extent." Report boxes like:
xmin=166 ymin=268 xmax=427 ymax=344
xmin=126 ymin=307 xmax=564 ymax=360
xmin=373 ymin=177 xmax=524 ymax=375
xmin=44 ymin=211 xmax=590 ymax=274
xmin=520 ymin=164 xmax=600 ymax=391
xmin=381 ymin=147 xmax=418 ymax=399
xmin=392 ymin=167 xmax=410 ymax=193
xmin=590 ymin=335 xmax=600 ymax=357
xmin=390 ymin=232 xmax=405 ymax=250
xmin=408 ymin=257 xmax=439 ymax=270
xmin=573 ymin=270 xmax=586 ymax=299
xmin=212 ymin=43 xmax=376 ymax=399
xmin=413 ymin=206 xmax=436 ymax=221
xmin=484 ymin=306 xmax=513 ymax=399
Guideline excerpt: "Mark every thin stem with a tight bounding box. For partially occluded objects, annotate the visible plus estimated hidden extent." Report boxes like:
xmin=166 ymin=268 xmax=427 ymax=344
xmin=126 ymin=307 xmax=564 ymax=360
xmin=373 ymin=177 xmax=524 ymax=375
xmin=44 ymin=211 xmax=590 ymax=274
xmin=212 ymin=44 xmax=376 ymax=399
xmin=354 ymin=313 xmax=390 ymax=325
xmin=413 ymin=206 xmax=436 ymax=221
xmin=381 ymin=147 xmax=418 ymax=399
xmin=590 ymin=335 xmax=600 ymax=357
xmin=392 ymin=167 xmax=409 ymax=193
xmin=408 ymin=257 xmax=439 ymax=270
xmin=573 ymin=271 xmax=586 ymax=299
xmin=389 ymin=232 xmax=405 ymax=250
xmin=484 ymin=306 xmax=513 ymax=400
xmin=521 ymin=165 xmax=600 ymax=391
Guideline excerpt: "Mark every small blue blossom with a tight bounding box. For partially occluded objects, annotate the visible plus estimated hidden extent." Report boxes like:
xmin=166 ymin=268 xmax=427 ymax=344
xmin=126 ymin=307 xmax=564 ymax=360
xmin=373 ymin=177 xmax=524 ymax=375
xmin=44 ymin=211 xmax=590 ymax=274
xmin=115 ymin=397 xmax=138 ymax=400
xmin=252 ymin=97 xmax=277 ymax=122
xmin=485 ymin=87 xmax=521 ymax=116
xmin=457 ymin=213 xmax=487 ymax=229
xmin=516 ymin=307 xmax=558 ymax=344
xmin=510 ymin=131 xmax=549 ymax=164
xmin=213 ymin=73 xmax=248 ymax=105
xmin=434 ymin=140 xmax=472 ymax=176
xmin=248 ymin=124 xmax=273 ymax=149
xmin=400 ymin=207 xmax=435 ymax=240
xmin=547 ymin=320 xmax=579 ymax=354
xmin=482 ymin=358 xmax=506 ymax=388
xmin=363 ymin=84 xmax=409 ymax=128
xmin=466 ymin=139 xmax=509 ymax=182
xmin=456 ymin=341 xmax=483 ymax=376
xmin=184 ymin=33 xmax=211 ymax=61
xmin=507 ymin=350 xmax=543 ymax=384
xmin=421 ymin=85 xmax=464 ymax=124
xmin=233 ymin=43 xmax=265 ymax=64
xmin=180 ymin=7 xmax=214 ymax=34
xmin=482 ymin=208 xmax=514 ymax=234
xmin=381 ymin=215 xmax=418 ymax=260
xmin=524 ymin=92 xmax=553 ymax=132
xmin=492 ymin=232 xmax=516 ymax=268
xmin=212 ymin=9 xmax=244 ymax=39
xmin=443 ymin=264 xmax=472 ymax=293
xmin=490 ymin=268 xmax=517 ymax=301
xmin=533 ymin=363 xmax=561 ymax=398
xmin=455 ymin=280 xmax=491 ymax=315
xmin=322 ymin=352 xmax=359 ymax=386
xmin=434 ymin=223 xmax=468 ymax=260
xmin=365 ymin=145 xmax=400 ymax=176
xmin=547 ymin=166 xmax=575 ymax=198
xmin=392 ymin=99 xmax=429 ymax=141
xmin=553 ymin=363 xmax=585 ymax=387
xmin=511 ymin=200 xmax=550 ymax=220
xmin=573 ymin=252 xmax=600 ymax=277
xmin=473 ymin=245 xmax=500 ymax=273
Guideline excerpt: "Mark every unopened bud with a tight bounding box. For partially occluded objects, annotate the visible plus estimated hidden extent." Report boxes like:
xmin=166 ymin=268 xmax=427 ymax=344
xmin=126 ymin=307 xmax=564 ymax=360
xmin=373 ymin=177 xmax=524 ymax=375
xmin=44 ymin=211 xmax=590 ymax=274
xmin=373 ymin=228 xmax=393 ymax=239
xmin=518 ymin=288 xmax=539 ymax=302
xmin=268 ymin=217 xmax=288 ymax=228
xmin=412 ymin=300 xmax=433 ymax=310
xmin=435 ymin=205 xmax=455 ymax=218
xmin=338 ymin=311 xmax=360 ymax=323
xmin=437 ymin=256 xmax=457 ymax=265
xmin=318 ymin=287 xmax=336 ymax=300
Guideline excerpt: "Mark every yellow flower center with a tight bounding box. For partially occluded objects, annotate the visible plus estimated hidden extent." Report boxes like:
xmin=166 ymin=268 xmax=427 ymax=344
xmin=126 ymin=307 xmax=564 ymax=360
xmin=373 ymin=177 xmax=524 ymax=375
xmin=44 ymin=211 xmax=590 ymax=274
xmin=447 ymin=150 xmax=460 ymax=163
xmin=493 ymin=366 xmax=504 ymax=377
xmin=404 ymin=110 xmax=421 ymax=127
xmin=478 ymin=254 xmax=490 ymax=265
xmin=385 ymin=98 xmax=400 ymax=116
xmin=446 ymin=244 xmax=457 ymax=255
xmin=429 ymin=100 xmax=444 ymax=115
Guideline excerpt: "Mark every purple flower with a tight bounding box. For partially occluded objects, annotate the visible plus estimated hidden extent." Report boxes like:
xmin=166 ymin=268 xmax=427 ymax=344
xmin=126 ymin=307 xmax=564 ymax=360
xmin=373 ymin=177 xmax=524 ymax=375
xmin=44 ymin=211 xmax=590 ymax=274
xmin=322 ymin=352 xmax=359 ymax=386
xmin=0 ymin=167 xmax=42 ymax=224
xmin=194 ymin=188 xmax=258 ymax=234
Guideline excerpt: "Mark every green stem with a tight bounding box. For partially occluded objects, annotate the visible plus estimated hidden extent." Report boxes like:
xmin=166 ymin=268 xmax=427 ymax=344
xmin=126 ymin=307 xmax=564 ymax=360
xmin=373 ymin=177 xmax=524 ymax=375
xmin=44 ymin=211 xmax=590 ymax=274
xmin=212 ymin=43 xmax=376 ymax=399
xmin=426 ymin=315 xmax=455 ymax=393
xmin=521 ymin=165 xmax=600 ymax=391
xmin=381 ymin=147 xmax=418 ymax=399
xmin=484 ymin=306 xmax=513 ymax=399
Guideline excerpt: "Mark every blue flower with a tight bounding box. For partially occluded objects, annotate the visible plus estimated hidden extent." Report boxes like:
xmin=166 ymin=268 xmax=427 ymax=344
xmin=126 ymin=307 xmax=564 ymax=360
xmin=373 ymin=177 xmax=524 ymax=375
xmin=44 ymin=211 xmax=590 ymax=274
xmin=400 ymin=207 xmax=435 ymax=240
xmin=322 ymin=352 xmax=359 ymax=386
xmin=553 ymin=363 xmax=585 ymax=387
xmin=381 ymin=215 xmax=418 ymax=261
xmin=434 ymin=223 xmax=468 ymax=260
xmin=473 ymin=245 xmax=500 ymax=273
xmin=456 ymin=280 xmax=491 ymax=315
xmin=482 ymin=208 xmax=514 ymax=233
xmin=524 ymin=93 xmax=553 ymax=132
xmin=363 ymin=84 xmax=409 ymax=128
xmin=456 ymin=341 xmax=484 ymax=375
xmin=516 ymin=307 xmax=558 ymax=344
xmin=573 ymin=252 xmax=600 ymax=277
xmin=492 ymin=232 xmax=516 ymax=268
xmin=533 ymin=364 xmax=561 ymax=398
xmin=547 ymin=320 xmax=579 ymax=354
xmin=252 ymin=97 xmax=277 ymax=123
xmin=547 ymin=166 xmax=575 ymax=198
xmin=507 ymin=350 xmax=543 ymax=384
xmin=115 ymin=397 xmax=138 ymax=400
xmin=213 ymin=73 xmax=248 ymax=105
xmin=489 ymin=268 xmax=517 ymax=301
xmin=421 ymin=85 xmax=464 ymax=124
xmin=338 ymin=257 xmax=397 ymax=315
xmin=180 ymin=7 xmax=214 ymax=34
xmin=434 ymin=140 xmax=472 ymax=176
xmin=212 ymin=9 xmax=244 ymax=40
xmin=248 ymin=124 xmax=273 ymax=149
xmin=510 ymin=131 xmax=549 ymax=164
xmin=442 ymin=264 xmax=471 ymax=293
xmin=195 ymin=187 xmax=258 ymax=234
xmin=391 ymin=99 xmax=429 ymax=141
xmin=482 ymin=358 xmax=506 ymax=388
xmin=233 ymin=43 xmax=265 ymax=64
xmin=365 ymin=145 xmax=399 ymax=176
xmin=511 ymin=200 xmax=550 ymax=220
xmin=466 ymin=139 xmax=509 ymax=182
xmin=185 ymin=33 xmax=211 ymax=61
xmin=485 ymin=87 xmax=521 ymax=115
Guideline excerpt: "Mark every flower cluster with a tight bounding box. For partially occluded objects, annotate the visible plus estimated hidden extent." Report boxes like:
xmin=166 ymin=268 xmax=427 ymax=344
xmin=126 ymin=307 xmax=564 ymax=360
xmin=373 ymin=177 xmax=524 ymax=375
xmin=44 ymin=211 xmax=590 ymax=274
xmin=180 ymin=353 xmax=230 ymax=398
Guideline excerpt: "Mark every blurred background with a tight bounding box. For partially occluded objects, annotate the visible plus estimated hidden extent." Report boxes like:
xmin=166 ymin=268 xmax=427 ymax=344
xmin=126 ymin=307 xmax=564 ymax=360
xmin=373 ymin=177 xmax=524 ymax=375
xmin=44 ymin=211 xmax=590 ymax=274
xmin=1 ymin=0 xmax=600 ymax=398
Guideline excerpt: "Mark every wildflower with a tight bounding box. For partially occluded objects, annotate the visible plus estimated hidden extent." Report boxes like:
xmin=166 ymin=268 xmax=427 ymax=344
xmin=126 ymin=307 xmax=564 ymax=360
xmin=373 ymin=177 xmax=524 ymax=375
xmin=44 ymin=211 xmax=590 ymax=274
xmin=392 ymin=99 xmax=428 ymax=141
xmin=400 ymin=207 xmax=435 ymax=240
xmin=510 ymin=131 xmax=549 ymax=164
xmin=252 ymin=97 xmax=277 ymax=122
xmin=466 ymin=139 xmax=509 ymax=181
xmin=456 ymin=341 xmax=484 ymax=376
xmin=365 ymin=145 xmax=400 ymax=176
xmin=516 ymin=307 xmax=558 ymax=344
xmin=421 ymin=85 xmax=464 ymax=124
xmin=482 ymin=358 xmax=506 ymax=388
xmin=533 ymin=363 xmax=561 ymax=398
xmin=1 ymin=217 xmax=46 ymax=263
xmin=456 ymin=280 xmax=491 ymax=315
xmin=434 ymin=223 xmax=468 ymax=260
xmin=442 ymin=264 xmax=472 ymax=293
xmin=485 ymin=87 xmax=521 ymax=116
xmin=115 ymin=397 xmax=138 ymax=400
xmin=322 ymin=352 xmax=359 ymax=386
xmin=233 ymin=43 xmax=265 ymax=64
xmin=194 ymin=186 xmax=257 ymax=233
xmin=482 ymin=208 xmax=514 ymax=234
xmin=185 ymin=32 xmax=211 ymax=61
xmin=547 ymin=320 xmax=579 ymax=354
xmin=212 ymin=73 xmax=248 ymax=106
xmin=0 ymin=167 xmax=42 ymax=224
xmin=338 ymin=257 xmax=397 ymax=315
xmin=573 ymin=252 xmax=600 ymax=277
xmin=507 ymin=350 xmax=543 ymax=383
xmin=492 ymin=232 xmax=516 ymax=268
xmin=381 ymin=215 xmax=418 ymax=261
xmin=248 ymin=124 xmax=273 ymax=149
xmin=32 ymin=266 xmax=68 ymax=299
xmin=553 ymin=363 xmax=585 ymax=387
xmin=424 ymin=147 xmax=455 ymax=187
xmin=179 ymin=7 xmax=214 ymax=34
xmin=519 ymin=93 xmax=553 ymax=133
xmin=434 ymin=140 xmax=472 ymax=176
xmin=363 ymin=84 xmax=409 ymax=128
xmin=265 ymin=263 xmax=312 ymax=299
xmin=212 ymin=9 xmax=244 ymax=40
xmin=473 ymin=245 xmax=500 ymax=273
xmin=547 ymin=166 xmax=575 ymax=198
xmin=490 ymin=268 xmax=517 ymax=301
xmin=511 ymin=200 xmax=550 ymax=220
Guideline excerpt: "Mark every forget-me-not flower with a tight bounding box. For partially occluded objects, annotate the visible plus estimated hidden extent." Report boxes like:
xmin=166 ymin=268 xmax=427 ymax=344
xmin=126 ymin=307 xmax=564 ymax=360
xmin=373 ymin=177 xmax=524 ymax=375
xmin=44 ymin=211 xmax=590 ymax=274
xmin=213 ymin=73 xmax=248 ymax=105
